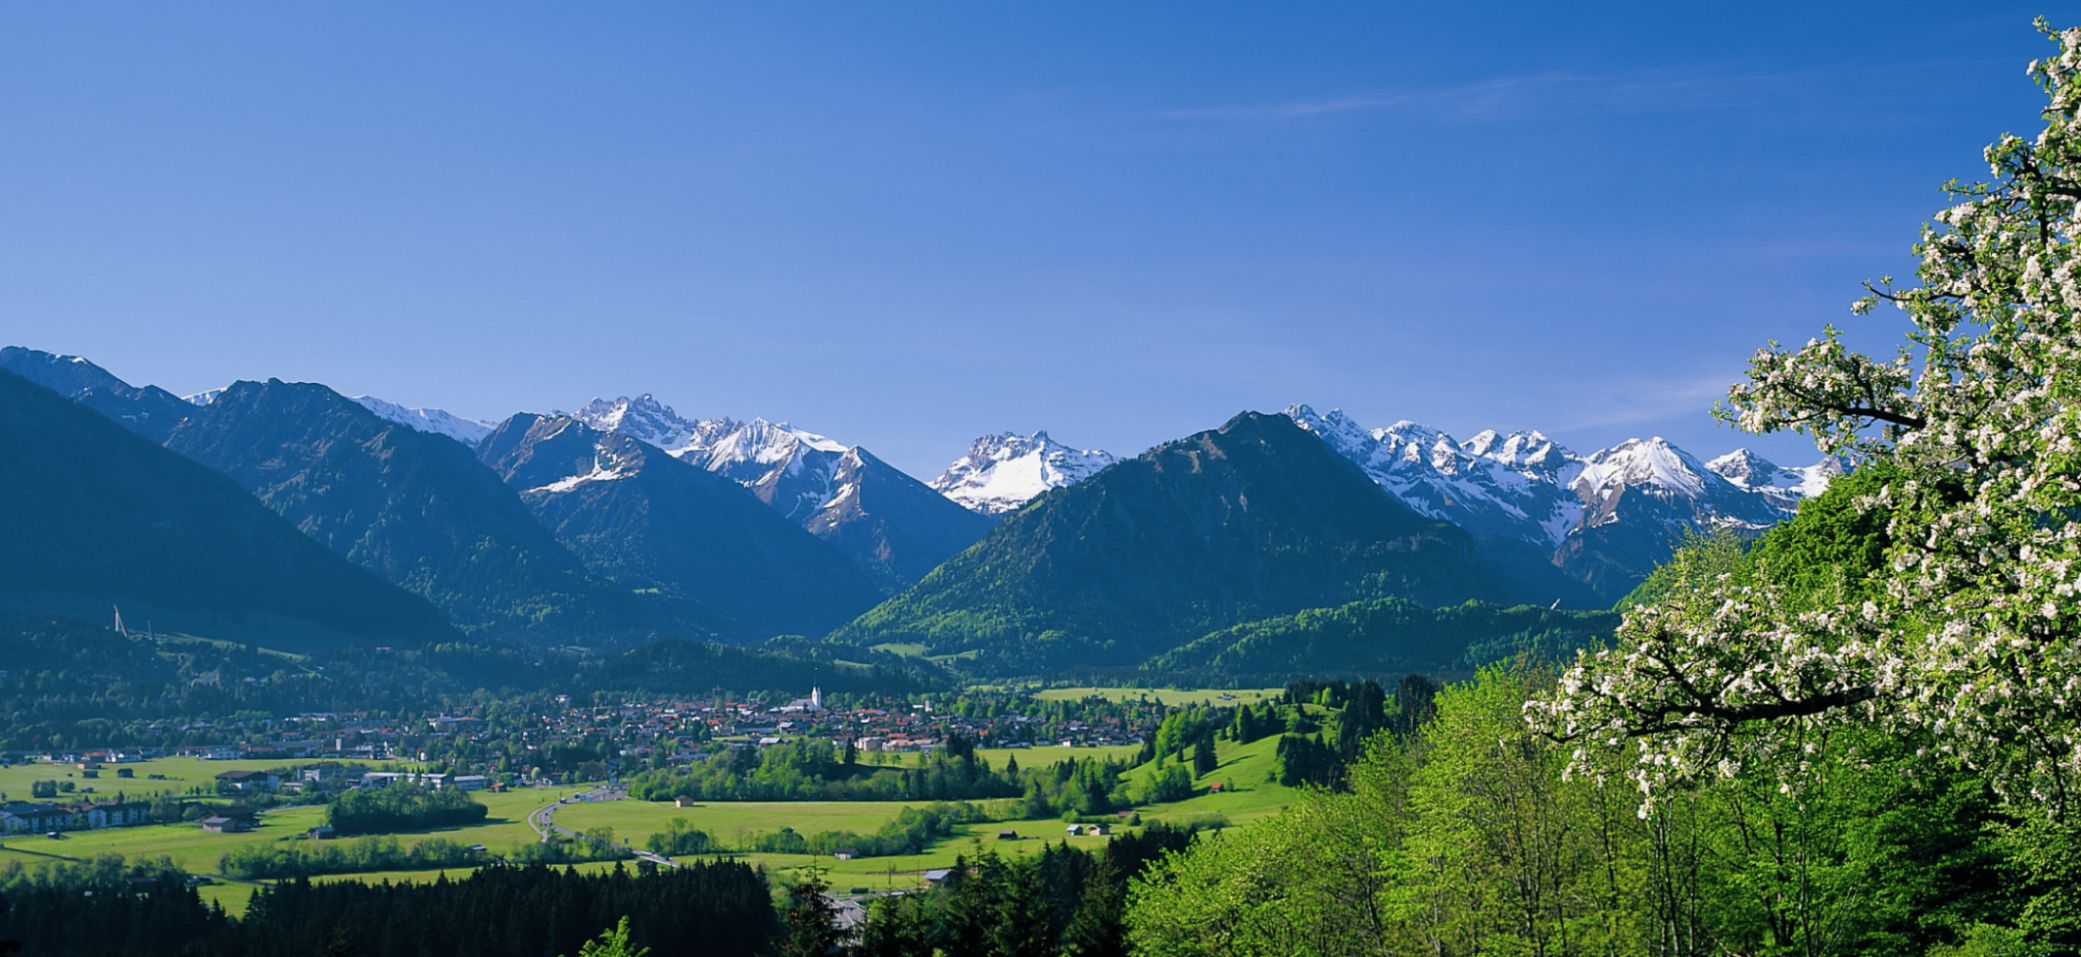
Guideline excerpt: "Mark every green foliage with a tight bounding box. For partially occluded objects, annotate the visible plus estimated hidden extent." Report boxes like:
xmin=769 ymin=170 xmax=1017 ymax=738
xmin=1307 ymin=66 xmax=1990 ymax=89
xmin=741 ymin=802 xmax=993 ymax=858
xmin=566 ymin=916 xmax=649 ymax=957
xmin=0 ymin=852 xmax=188 ymax=894
xmin=3 ymin=859 xmax=776 ymax=956
xmin=1745 ymin=463 xmax=1896 ymax=609
xmin=625 ymin=738 xmax=1016 ymax=803
xmin=644 ymin=817 xmax=714 ymax=856
xmin=1128 ymin=662 xmax=2078 ymax=957
xmin=855 ymin=826 xmax=1196 ymax=957
xmin=327 ymin=784 xmax=488 ymax=836
xmin=219 ymin=835 xmax=488 ymax=880
xmin=1617 ymin=527 xmax=1752 ymax=610
xmin=1154 ymin=597 xmax=1620 ymax=680
xmin=1137 ymin=763 xmax=1194 ymax=804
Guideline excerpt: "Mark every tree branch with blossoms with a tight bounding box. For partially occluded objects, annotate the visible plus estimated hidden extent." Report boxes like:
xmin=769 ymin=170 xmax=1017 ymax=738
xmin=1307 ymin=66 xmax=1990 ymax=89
xmin=1530 ymin=19 xmax=2081 ymax=817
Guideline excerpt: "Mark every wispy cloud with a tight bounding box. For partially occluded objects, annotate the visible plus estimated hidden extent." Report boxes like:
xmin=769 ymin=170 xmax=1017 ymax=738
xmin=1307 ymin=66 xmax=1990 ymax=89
xmin=1547 ymin=370 xmax=1739 ymax=433
xmin=1158 ymin=67 xmax=1835 ymax=125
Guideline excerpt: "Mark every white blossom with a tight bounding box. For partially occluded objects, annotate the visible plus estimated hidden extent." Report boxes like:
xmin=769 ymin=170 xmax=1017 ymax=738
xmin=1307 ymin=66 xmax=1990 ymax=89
xmin=1528 ymin=20 xmax=2081 ymax=817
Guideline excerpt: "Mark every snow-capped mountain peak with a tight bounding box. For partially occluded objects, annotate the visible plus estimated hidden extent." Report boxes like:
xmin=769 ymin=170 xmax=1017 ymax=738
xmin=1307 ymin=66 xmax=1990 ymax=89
xmin=572 ymin=394 xmax=698 ymax=451
xmin=931 ymin=430 xmax=1117 ymax=515
xmin=1288 ymin=405 xmax=1574 ymax=541
xmin=352 ymin=395 xmax=496 ymax=446
xmin=1572 ymin=436 xmax=1710 ymax=499
xmin=1281 ymin=405 xmax=1843 ymax=595
xmin=1707 ymin=449 xmax=1844 ymax=510
xmin=1465 ymin=428 xmax=1574 ymax=475
xmin=1703 ymin=448 xmax=1776 ymax=487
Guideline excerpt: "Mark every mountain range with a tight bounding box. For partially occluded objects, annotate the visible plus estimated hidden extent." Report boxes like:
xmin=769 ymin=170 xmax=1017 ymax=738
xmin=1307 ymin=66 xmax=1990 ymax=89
xmin=836 ymin=412 xmax=1574 ymax=670
xmin=570 ymin=395 xmax=992 ymax=586
xmin=0 ymin=344 xmax=1844 ymax=677
xmin=475 ymin=413 xmax=884 ymax=638
xmin=163 ymin=379 xmax=674 ymax=643
xmin=1283 ymin=405 xmax=1841 ymax=598
xmin=0 ymin=369 xmax=456 ymax=648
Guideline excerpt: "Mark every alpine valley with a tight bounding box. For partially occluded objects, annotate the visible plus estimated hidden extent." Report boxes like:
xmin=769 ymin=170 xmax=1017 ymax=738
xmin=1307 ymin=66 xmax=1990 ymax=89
xmin=0 ymin=345 xmax=1840 ymax=683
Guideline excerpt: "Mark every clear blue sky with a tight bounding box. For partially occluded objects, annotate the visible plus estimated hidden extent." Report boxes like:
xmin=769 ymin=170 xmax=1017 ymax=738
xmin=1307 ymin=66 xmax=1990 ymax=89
xmin=0 ymin=3 xmax=2053 ymax=475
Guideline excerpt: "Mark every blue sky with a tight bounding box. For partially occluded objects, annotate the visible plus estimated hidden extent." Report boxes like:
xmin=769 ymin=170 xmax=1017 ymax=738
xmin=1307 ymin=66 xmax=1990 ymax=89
xmin=0 ymin=3 xmax=2054 ymax=475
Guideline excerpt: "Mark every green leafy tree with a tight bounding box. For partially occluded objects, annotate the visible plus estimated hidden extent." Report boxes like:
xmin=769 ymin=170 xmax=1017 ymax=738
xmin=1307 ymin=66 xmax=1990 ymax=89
xmin=1530 ymin=21 xmax=2081 ymax=816
xmin=564 ymin=916 xmax=648 ymax=957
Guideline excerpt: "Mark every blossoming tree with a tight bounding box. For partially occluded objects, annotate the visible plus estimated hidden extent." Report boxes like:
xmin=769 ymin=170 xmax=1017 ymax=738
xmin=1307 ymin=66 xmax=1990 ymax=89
xmin=1528 ymin=22 xmax=2081 ymax=815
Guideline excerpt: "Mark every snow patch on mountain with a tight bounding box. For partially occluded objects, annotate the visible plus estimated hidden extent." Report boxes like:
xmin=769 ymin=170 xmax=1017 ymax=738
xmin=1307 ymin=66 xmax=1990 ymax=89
xmin=184 ymin=387 xmax=227 ymax=406
xmin=533 ymin=462 xmax=628 ymax=494
xmin=353 ymin=395 xmax=496 ymax=446
xmin=931 ymin=431 xmax=1116 ymax=515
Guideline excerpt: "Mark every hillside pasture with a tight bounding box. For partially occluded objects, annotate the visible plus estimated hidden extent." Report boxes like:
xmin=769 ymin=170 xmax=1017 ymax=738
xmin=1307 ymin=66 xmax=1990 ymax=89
xmin=0 ymin=756 xmax=413 ymax=801
xmin=1029 ymin=686 xmax=1282 ymax=707
xmin=550 ymin=798 xmax=1021 ymax=849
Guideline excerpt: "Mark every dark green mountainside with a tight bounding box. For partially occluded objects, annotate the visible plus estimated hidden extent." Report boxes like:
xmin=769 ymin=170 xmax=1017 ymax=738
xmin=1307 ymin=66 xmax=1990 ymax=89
xmin=0 ymin=370 xmax=455 ymax=644
xmin=1146 ymin=596 xmax=1619 ymax=682
xmin=836 ymin=411 xmax=1544 ymax=670
xmin=477 ymin=413 xmax=885 ymax=640
xmin=164 ymin=379 xmax=678 ymax=644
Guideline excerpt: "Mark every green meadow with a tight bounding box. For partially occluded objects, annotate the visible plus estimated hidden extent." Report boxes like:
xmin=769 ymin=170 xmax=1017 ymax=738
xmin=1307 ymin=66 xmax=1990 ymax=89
xmin=550 ymin=798 xmax=1022 ymax=848
xmin=1028 ymin=687 xmax=1283 ymax=707
xmin=0 ymin=756 xmax=411 ymax=802
xmin=1129 ymin=732 xmax=1297 ymax=827
xmin=0 ymin=689 xmax=1313 ymax=919
xmin=869 ymin=743 xmax=1142 ymax=770
xmin=0 ymin=805 xmax=329 ymax=874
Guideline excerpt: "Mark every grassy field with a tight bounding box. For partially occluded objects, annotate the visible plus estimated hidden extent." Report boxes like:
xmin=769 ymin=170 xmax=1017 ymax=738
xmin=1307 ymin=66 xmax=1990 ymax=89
xmin=0 ymin=787 xmax=561 ymax=879
xmin=404 ymin=787 xmax=562 ymax=851
xmin=551 ymin=798 xmax=1020 ymax=848
xmin=1126 ymin=732 xmax=1299 ymax=828
xmin=0 ymin=756 xmax=412 ymax=802
xmin=1029 ymin=687 xmax=1283 ymax=706
xmin=547 ymin=734 xmax=1302 ymax=897
xmin=980 ymin=744 xmax=1140 ymax=768
xmin=671 ymin=821 xmax=1121 ymax=894
xmin=865 ymin=743 xmax=1142 ymax=771
xmin=1 ymin=718 xmax=1313 ymax=915
xmin=196 ymin=880 xmax=267 ymax=916
xmin=0 ymin=804 xmax=330 ymax=874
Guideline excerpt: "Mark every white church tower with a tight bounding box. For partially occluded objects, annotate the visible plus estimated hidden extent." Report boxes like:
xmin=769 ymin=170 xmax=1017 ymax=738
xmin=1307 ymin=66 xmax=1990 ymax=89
xmin=809 ymin=687 xmax=823 ymax=712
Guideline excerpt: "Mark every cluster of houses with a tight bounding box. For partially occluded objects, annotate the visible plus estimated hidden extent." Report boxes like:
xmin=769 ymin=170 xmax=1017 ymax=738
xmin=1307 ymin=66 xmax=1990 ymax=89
xmin=211 ymin=765 xmax=489 ymax=795
xmin=0 ymin=799 xmax=150 ymax=836
xmin=522 ymin=690 xmax=1145 ymax=774
xmin=0 ymin=758 xmax=495 ymax=839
